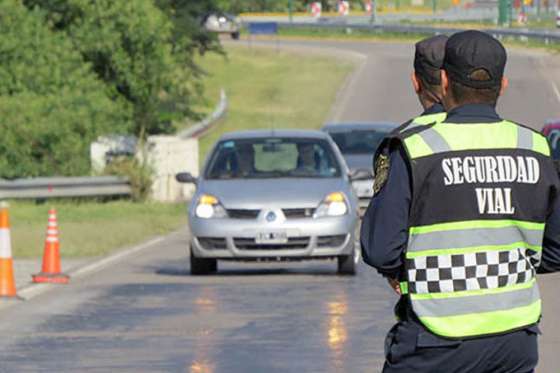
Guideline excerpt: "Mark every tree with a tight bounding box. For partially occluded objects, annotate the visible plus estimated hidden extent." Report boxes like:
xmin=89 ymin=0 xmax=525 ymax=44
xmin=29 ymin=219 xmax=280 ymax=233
xmin=24 ymin=0 xmax=221 ymax=139
xmin=0 ymin=1 xmax=130 ymax=178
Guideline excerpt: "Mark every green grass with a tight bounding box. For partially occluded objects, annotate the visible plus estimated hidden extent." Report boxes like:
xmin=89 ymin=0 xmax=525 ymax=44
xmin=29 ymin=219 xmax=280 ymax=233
xmin=8 ymin=201 xmax=187 ymax=258
xmin=192 ymin=45 xmax=354 ymax=161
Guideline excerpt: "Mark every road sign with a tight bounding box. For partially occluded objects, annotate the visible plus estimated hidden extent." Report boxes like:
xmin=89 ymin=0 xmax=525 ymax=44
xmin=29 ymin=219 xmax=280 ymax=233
xmin=311 ymin=2 xmax=322 ymax=18
xmin=364 ymin=0 xmax=373 ymax=13
xmin=338 ymin=1 xmax=350 ymax=16
xmin=248 ymin=22 xmax=278 ymax=35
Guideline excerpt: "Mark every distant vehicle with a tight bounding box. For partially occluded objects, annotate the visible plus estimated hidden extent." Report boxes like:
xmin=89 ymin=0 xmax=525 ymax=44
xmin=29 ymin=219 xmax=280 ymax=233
xmin=322 ymin=122 xmax=398 ymax=213
xmin=202 ymin=12 xmax=240 ymax=40
xmin=176 ymin=130 xmax=360 ymax=275
xmin=542 ymin=120 xmax=560 ymax=159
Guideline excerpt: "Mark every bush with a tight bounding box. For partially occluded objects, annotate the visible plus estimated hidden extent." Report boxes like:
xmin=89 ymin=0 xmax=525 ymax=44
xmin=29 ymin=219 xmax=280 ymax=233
xmin=103 ymin=158 xmax=154 ymax=202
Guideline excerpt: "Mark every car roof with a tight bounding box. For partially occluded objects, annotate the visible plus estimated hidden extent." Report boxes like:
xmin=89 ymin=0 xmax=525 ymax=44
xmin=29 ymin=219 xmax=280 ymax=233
xmin=322 ymin=122 xmax=398 ymax=132
xmin=219 ymin=129 xmax=332 ymax=141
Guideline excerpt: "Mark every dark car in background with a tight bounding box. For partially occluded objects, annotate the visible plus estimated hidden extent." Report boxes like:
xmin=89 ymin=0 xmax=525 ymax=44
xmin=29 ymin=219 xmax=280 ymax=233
xmin=322 ymin=122 xmax=398 ymax=213
xmin=542 ymin=120 xmax=560 ymax=159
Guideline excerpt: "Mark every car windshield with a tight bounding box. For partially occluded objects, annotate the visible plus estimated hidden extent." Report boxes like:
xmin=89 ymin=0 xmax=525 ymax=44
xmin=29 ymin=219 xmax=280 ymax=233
xmin=329 ymin=129 xmax=387 ymax=154
xmin=205 ymin=137 xmax=341 ymax=179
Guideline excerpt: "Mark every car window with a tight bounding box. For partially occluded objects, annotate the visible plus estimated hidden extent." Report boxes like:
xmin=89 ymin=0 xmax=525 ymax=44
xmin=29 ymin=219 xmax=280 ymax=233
xmin=205 ymin=137 xmax=341 ymax=179
xmin=329 ymin=130 xmax=387 ymax=154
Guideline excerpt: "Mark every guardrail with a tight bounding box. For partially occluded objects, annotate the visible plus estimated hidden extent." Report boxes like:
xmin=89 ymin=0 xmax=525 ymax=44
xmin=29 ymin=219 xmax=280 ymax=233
xmin=252 ymin=21 xmax=560 ymax=43
xmin=178 ymin=88 xmax=228 ymax=139
xmin=0 ymin=176 xmax=131 ymax=200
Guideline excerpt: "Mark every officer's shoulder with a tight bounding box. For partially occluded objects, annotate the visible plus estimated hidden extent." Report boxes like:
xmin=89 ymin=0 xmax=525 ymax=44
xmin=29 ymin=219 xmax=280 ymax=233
xmin=506 ymin=119 xmax=550 ymax=153
xmin=398 ymin=120 xmax=438 ymax=139
xmin=507 ymin=119 xmax=544 ymax=136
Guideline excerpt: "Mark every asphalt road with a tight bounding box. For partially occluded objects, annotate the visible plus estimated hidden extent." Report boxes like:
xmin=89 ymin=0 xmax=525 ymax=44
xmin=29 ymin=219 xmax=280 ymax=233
xmin=1 ymin=40 xmax=560 ymax=373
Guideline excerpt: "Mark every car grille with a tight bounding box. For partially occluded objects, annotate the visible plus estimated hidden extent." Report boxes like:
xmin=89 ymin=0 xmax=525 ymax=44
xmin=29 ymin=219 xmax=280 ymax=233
xmin=227 ymin=209 xmax=260 ymax=219
xmin=197 ymin=237 xmax=227 ymax=250
xmin=317 ymin=235 xmax=347 ymax=248
xmin=282 ymin=208 xmax=315 ymax=219
xmin=234 ymin=237 xmax=310 ymax=250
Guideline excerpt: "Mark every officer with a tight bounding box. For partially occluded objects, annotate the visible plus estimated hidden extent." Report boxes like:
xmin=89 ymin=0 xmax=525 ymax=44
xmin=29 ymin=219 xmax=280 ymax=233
xmin=361 ymin=30 xmax=560 ymax=372
xmin=397 ymin=34 xmax=448 ymax=131
xmin=364 ymin=34 xmax=448 ymax=286
xmin=370 ymin=34 xmax=448 ymax=199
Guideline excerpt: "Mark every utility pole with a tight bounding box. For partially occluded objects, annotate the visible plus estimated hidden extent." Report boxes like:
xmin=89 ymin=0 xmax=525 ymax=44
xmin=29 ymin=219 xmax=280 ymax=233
xmin=288 ymin=0 xmax=293 ymax=23
xmin=498 ymin=0 xmax=508 ymax=25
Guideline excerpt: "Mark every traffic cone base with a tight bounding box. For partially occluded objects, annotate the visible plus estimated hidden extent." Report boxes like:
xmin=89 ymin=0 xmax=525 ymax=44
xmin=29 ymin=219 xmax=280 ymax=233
xmin=32 ymin=272 xmax=69 ymax=284
xmin=32 ymin=208 xmax=69 ymax=285
xmin=0 ymin=203 xmax=19 ymax=299
xmin=0 ymin=258 xmax=17 ymax=297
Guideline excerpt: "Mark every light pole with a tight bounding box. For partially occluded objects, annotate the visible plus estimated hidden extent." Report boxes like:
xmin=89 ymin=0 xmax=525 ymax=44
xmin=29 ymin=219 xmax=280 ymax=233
xmin=288 ymin=0 xmax=293 ymax=23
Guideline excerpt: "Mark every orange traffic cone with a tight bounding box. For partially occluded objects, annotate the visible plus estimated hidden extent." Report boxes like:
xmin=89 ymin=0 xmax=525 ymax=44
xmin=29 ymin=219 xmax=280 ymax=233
xmin=32 ymin=208 xmax=69 ymax=284
xmin=0 ymin=202 xmax=19 ymax=298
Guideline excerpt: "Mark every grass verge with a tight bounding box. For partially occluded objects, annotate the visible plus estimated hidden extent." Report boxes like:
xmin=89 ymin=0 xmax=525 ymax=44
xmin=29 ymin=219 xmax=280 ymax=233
xmin=193 ymin=45 xmax=355 ymax=160
xmin=8 ymin=201 xmax=186 ymax=258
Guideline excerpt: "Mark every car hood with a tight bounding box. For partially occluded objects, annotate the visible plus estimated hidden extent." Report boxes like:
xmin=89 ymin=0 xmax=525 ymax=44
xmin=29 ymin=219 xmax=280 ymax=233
xmin=343 ymin=154 xmax=372 ymax=172
xmin=197 ymin=178 xmax=351 ymax=209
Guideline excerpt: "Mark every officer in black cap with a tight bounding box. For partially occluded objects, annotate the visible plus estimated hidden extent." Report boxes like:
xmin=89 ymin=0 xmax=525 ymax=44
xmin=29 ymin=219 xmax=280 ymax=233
xmin=362 ymin=30 xmax=560 ymax=372
xmin=363 ymin=34 xmax=448 ymax=289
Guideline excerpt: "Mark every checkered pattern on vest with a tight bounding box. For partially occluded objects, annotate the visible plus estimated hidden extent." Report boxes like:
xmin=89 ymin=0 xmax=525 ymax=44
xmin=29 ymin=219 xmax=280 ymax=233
xmin=406 ymin=248 xmax=536 ymax=294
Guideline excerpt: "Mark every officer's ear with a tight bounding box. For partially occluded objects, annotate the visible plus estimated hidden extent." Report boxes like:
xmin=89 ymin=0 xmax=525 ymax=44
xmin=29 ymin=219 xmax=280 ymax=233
xmin=499 ymin=77 xmax=509 ymax=97
xmin=441 ymin=69 xmax=449 ymax=93
xmin=411 ymin=72 xmax=421 ymax=94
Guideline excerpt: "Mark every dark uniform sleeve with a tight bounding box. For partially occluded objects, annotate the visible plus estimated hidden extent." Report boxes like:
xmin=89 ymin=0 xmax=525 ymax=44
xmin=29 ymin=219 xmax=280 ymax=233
xmin=360 ymin=145 xmax=411 ymax=279
xmin=539 ymin=182 xmax=560 ymax=274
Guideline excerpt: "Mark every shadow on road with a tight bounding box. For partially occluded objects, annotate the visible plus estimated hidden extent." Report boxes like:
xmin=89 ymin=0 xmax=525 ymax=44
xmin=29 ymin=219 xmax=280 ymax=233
xmin=150 ymin=262 xmax=345 ymax=278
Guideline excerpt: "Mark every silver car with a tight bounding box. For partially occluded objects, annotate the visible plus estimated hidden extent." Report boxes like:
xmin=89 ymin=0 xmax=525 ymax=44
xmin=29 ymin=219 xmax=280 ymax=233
xmin=202 ymin=12 xmax=241 ymax=40
xmin=176 ymin=130 xmax=360 ymax=275
xmin=323 ymin=123 xmax=398 ymax=213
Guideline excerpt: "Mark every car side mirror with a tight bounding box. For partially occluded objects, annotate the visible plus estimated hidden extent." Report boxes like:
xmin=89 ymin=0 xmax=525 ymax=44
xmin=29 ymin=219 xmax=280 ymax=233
xmin=349 ymin=169 xmax=372 ymax=181
xmin=176 ymin=172 xmax=198 ymax=184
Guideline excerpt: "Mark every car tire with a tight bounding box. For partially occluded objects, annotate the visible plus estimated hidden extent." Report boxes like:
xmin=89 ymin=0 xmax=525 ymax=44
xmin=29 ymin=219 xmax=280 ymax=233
xmin=337 ymin=249 xmax=357 ymax=276
xmin=190 ymin=250 xmax=217 ymax=275
xmin=231 ymin=31 xmax=240 ymax=40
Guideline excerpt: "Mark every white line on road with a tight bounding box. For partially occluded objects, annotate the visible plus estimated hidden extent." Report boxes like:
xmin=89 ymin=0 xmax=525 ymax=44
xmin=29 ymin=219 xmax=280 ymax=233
xmin=550 ymin=81 xmax=560 ymax=104
xmin=17 ymin=235 xmax=168 ymax=302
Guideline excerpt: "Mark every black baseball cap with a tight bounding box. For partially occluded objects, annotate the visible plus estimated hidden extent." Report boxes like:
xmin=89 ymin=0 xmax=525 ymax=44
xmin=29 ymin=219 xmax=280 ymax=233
xmin=414 ymin=35 xmax=448 ymax=85
xmin=442 ymin=30 xmax=507 ymax=89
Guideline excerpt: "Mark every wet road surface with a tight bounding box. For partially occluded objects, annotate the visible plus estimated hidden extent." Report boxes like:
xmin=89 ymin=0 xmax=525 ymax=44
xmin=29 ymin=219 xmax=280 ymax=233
xmin=0 ymin=231 xmax=395 ymax=372
xmin=0 ymin=40 xmax=559 ymax=372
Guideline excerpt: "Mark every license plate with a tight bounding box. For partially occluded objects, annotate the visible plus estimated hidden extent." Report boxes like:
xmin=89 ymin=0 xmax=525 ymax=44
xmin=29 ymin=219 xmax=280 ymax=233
xmin=255 ymin=231 xmax=288 ymax=244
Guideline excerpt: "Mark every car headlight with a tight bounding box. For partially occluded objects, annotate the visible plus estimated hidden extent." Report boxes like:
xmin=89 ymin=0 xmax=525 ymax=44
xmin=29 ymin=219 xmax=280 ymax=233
xmin=194 ymin=194 xmax=228 ymax=219
xmin=314 ymin=192 xmax=348 ymax=218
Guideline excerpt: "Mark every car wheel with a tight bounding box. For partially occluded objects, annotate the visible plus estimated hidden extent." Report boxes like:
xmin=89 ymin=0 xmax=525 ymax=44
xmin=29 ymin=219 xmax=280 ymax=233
xmin=190 ymin=250 xmax=217 ymax=275
xmin=337 ymin=246 xmax=357 ymax=275
xmin=231 ymin=31 xmax=240 ymax=40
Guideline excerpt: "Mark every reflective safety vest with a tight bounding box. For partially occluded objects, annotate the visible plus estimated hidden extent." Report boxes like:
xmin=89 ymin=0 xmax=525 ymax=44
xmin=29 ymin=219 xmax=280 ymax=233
xmin=373 ymin=112 xmax=447 ymax=171
xmin=397 ymin=120 xmax=555 ymax=339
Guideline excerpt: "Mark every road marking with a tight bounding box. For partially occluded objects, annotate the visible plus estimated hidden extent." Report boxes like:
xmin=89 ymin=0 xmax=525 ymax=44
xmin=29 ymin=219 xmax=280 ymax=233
xmin=16 ymin=235 xmax=168 ymax=302
xmin=327 ymin=51 xmax=368 ymax=123
xmin=71 ymin=236 xmax=165 ymax=278
xmin=550 ymin=81 xmax=560 ymax=104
